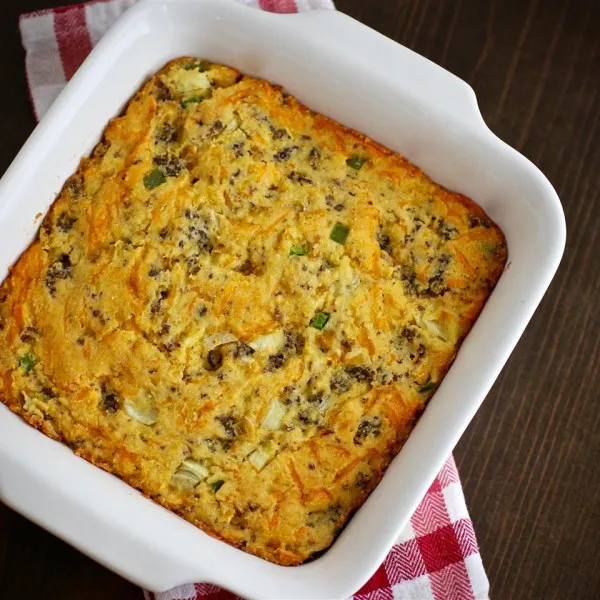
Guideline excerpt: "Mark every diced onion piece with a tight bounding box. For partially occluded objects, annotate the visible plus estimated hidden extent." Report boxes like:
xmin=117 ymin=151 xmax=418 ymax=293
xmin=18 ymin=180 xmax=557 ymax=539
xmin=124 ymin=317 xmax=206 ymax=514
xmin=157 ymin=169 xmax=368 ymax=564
xmin=124 ymin=402 xmax=157 ymax=426
xmin=420 ymin=316 xmax=448 ymax=341
xmin=22 ymin=392 xmax=46 ymax=416
xmin=179 ymin=329 xmax=204 ymax=351
xmin=174 ymin=70 xmax=211 ymax=93
xmin=180 ymin=459 xmax=209 ymax=480
xmin=238 ymin=352 xmax=255 ymax=365
xmin=248 ymin=331 xmax=285 ymax=353
xmin=336 ymin=257 xmax=360 ymax=295
xmin=204 ymin=332 xmax=238 ymax=351
xmin=21 ymin=391 xmax=32 ymax=407
xmin=319 ymin=396 xmax=333 ymax=415
xmin=344 ymin=347 xmax=365 ymax=365
xmin=262 ymin=400 xmax=286 ymax=431
xmin=237 ymin=441 xmax=256 ymax=458
xmin=172 ymin=469 xmax=201 ymax=490
xmin=224 ymin=119 xmax=240 ymax=134
xmin=345 ymin=348 xmax=363 ymax=360
xmin=172 ymin=459 xmax=209 ymax=490
xmin=242 ymin=416 xmax=256 ymax=439
xmin=248 ymin=447 xmax=272 ymax=471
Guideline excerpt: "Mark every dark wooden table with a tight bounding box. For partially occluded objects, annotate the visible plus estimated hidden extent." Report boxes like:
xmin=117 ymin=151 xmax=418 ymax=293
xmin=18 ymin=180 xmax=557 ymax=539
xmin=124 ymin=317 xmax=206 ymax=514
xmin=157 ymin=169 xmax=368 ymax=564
xmin=1 ymin=0 xmax=598 ymax=598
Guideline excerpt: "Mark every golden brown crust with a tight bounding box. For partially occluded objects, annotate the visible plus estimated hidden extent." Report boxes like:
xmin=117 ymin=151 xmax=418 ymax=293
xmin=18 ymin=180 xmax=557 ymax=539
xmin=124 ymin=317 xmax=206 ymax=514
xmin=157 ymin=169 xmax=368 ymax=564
xmin=0 ymin=58 xmax=506 ymax=565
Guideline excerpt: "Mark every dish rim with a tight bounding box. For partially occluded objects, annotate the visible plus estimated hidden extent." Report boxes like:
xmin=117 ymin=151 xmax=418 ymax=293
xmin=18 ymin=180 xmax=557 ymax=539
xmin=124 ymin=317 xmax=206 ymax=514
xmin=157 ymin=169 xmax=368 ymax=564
xmin=0 ymin=1 xmax=566 ymax=598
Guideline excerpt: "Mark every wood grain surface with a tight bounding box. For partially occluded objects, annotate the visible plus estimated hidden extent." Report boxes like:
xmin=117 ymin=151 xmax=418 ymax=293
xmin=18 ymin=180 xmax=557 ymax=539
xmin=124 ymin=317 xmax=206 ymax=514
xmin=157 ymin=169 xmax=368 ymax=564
xmin=0 ymin=1 xmax=599 ymax=599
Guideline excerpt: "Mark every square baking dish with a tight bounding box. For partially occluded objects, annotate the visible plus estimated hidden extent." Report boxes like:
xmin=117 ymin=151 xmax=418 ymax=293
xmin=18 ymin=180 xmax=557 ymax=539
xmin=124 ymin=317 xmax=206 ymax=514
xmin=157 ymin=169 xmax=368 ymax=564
xmin=0 ymin=0 xmax=565 ymax=598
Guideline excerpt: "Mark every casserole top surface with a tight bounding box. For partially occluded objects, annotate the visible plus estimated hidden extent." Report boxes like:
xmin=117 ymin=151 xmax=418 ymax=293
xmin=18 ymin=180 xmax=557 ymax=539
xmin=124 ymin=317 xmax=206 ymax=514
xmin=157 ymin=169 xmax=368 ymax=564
xmin=0 ymin=58 xmax=505 ymax=565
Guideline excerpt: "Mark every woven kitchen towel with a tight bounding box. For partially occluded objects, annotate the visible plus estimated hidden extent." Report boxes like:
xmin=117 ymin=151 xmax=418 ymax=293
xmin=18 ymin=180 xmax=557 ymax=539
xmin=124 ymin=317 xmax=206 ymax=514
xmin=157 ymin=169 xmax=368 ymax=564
xmin=19 ymin=0 xmax=335 ymax=120
xmin=141 ymin=457 xmax=489 ymax=600
xmin=19 ymin=2 xmax=490 ymax=599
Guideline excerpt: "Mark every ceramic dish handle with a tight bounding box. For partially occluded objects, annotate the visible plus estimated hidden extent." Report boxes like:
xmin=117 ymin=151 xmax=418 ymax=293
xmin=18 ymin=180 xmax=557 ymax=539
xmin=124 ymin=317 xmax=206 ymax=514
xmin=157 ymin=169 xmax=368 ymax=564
xmin=292 ymin=8 xmax=486 ymax=129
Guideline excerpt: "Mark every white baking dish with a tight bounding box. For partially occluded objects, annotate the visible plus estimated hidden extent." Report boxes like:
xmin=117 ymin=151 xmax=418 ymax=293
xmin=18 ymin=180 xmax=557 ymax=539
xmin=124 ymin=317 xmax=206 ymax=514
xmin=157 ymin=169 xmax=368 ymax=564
xmin=0 ymin=0 xmax=565 ymax=598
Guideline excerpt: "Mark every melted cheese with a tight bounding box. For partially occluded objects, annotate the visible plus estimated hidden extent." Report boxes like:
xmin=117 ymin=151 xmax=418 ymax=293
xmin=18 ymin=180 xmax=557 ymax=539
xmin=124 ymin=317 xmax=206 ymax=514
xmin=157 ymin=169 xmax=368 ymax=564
xmin=0 ymin=58 xmax=506 ymax=565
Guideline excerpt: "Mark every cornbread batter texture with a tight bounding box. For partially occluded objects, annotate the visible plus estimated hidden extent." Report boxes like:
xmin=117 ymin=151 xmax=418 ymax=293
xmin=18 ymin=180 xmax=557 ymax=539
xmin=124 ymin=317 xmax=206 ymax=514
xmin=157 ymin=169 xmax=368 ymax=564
xmin=0 ymin=58 xmax=506 ymax=565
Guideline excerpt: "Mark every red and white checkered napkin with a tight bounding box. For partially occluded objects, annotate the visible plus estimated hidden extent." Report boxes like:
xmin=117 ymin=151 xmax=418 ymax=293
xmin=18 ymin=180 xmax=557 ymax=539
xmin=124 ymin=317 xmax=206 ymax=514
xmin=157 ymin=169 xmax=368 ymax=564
xmin=143 ymin=457 xmax=489 ymax=600
xmin=19 ymin=2 xmax=490 ymax=599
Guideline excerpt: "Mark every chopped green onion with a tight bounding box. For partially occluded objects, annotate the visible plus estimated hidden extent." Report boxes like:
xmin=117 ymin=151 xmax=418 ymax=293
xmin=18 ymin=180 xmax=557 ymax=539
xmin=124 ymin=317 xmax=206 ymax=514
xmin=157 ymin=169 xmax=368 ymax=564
xmin=418 ymin=381 xmax=437 ymax=394
xmin=346 ymin=156 xmax=366 ymax=170
xmin=310 ymin=312 xmax=331 ymax=330
xmin=210 ymin=479 xmax=225 ymax=493
xmin=184 ymin=61 xmax=208 ymax=72
xmin=181 ymin=95 xmax=205 ymax=108
xmin=289 ymin=245 xmax=307 ymax=256
xmin=18 ymin=354 xmax=36 ymax=372
xmin=330 ymin=223 xmax=350 ymax=245
xmin=143 ymin=169 xmax=166 ymax=190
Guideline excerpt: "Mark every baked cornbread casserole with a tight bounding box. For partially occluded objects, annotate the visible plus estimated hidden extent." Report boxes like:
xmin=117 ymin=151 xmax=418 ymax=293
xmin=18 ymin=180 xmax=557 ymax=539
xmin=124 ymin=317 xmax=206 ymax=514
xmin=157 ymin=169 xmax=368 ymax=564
xmin=0 ymin=58 xmax=506 ymax=566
